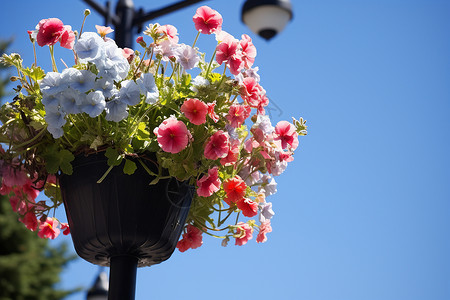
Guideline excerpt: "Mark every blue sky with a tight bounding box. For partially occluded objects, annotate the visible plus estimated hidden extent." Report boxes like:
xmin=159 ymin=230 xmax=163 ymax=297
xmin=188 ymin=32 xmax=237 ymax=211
xmin=1 ymin=0 xmax=450 ymax=299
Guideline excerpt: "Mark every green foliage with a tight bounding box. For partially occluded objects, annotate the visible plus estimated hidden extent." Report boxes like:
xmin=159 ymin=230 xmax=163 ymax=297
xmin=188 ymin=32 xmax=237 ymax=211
xmin=0 ymin=197 xmax=77 ymax=300
xmin=42 ymin=145 xmax=75 ymax=175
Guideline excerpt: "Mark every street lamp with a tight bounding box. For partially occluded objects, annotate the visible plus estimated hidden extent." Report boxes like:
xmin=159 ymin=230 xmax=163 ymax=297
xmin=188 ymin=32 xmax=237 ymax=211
xmin=86 ymin=270 xmax=109 ymax=300
xmin=241 ymin=0 xmax=293 ymax=40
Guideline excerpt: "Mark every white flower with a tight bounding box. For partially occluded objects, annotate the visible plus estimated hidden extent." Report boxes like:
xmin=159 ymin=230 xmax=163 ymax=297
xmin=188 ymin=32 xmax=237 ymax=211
xmin=105 ymin=98 xmax=128 ymax=122
xmin=137 ymin=73 xmax=159 ymax=104
xmin=259 ymin=202 xmax=275 ymax=223
xmin=118 ymin=80 xmax=141 ymax=106
xmin=40 ymin=72 xmax=64 ymax=97
xmin=74 ymin=32 xmax=105 ymax=61
xmin=80 ymin=91 xmax=106 ymax=117
xmin=172 ymin=44 xmax=199 ymax=70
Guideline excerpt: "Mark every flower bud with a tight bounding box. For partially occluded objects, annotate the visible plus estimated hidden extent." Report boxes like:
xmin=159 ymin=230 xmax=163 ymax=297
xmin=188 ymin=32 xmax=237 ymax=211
xmin=10 ymin=76 xmax=19 ymax=82
xmin=136 ymin=36 xmax=147 ymax=48
xmin=84 ymin=9 xmax=91 ymax=16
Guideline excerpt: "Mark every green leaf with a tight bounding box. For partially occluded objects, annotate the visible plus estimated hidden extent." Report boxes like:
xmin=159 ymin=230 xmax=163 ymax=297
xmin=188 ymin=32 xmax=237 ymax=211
xmin=105 ymin=147 xmax=123 ymax=166
xmin=22 ymin=66 xmax=45 ymax=82
xmin=123 ymin=159 xmax=137 ymax=175
xmin=43 ymin=146 xmax=75 ymax=175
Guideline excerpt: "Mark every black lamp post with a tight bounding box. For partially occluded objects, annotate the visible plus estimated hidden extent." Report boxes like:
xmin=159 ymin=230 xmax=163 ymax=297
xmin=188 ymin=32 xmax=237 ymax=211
xmin=82 ymin=0 xmax=207 ymax=48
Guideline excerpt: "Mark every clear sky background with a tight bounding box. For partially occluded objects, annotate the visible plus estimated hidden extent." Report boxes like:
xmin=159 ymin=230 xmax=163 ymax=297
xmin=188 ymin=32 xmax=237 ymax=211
xmin=1 ymin=0 xmax=449 ymax=299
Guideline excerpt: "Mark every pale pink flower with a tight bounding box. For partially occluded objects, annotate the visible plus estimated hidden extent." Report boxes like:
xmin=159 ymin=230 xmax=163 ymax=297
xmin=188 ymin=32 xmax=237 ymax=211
xmin=226 ymin=104 xmax=251 ymax=128
xmin=59 ymin=25 xmax=75 ymax=49
xmin=177 ymin=224 xmax=203 ymax=252
xmin=204 ymin=130 xmax=230 ymax=160
xmin=256 ymin=220 xmax=272 ymax=243
xmin=240 ymin=34 xmax=257 ymax=69
xmin=234 ymin=222 xmax=253 ymax=246
xmin=215 ymin=30 xmax=235 ymax=43
xmin=38 ymin=217 xmax=60 ymax=239
xmin=36 ymin=18 xmax=65 ymax=47
xmin=122 ymin=47 xmax=135 ymax=63
xmin=236 ymin=198 xmax=258 ymax=217
xmin=95 ymin=25 xmax=114 ymax=38
xmin=274 ymin=121 xmax=299 ymax=150
xmin=193 ymin=6 xmax=223 ymax=34
xmin=158 ymin=24 xmax=179 ymax=43
xmin=196 ymin=166 xmax=221 ymax=197
xmin=181 ymin=98 xmax=208 ymax=125
xmin=153 ymin=116 xmax=191 ymax=153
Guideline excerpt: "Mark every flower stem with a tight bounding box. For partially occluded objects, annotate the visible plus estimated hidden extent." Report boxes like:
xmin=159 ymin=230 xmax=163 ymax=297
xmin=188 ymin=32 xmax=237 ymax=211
xmin=205 ymin=48 xmax=217 ymax=79
xmin=192 ymin=31 xmax=201 ymax=48
xmin=49 ymin=45 xmax=58 ymax=73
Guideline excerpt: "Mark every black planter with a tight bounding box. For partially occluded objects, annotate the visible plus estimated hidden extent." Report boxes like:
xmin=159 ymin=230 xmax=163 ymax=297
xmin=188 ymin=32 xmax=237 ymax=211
xmin=60 ymin=152 xmax=193 ymax=300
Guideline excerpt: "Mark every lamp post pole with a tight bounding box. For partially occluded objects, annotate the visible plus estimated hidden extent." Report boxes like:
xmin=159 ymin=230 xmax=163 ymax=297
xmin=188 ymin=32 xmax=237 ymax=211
xmin=82 ymin=0 xmax=207 ymax=48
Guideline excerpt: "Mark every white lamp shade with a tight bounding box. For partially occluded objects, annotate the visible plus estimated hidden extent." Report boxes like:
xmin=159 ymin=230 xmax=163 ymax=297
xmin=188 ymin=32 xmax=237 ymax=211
xmin=242 ymin=5 xmax=292 ymax=40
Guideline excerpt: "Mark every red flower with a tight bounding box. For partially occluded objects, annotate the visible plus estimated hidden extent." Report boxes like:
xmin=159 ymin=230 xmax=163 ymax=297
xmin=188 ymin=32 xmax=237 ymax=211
xmin=223 ymin=176 xmax=247 ymax=204
xmin=181 ymin=98 xmax=208 ymax=125
xmin=36 ymin=18 xmax=65 ymax=47
xmin=204 ymin=130 xmax=230 ymax=160
xmin=196 ymin=167 xmax=221 ymax=197
xmin=61 ymin=223 xmax=70 ymax=235
xmin=177 ymin=224 xmax=203 ymax=252
xmin=234 ymin=222 xmax=253 ymax=246
xmin=226 ymin=104 xmax=251 ymax=128
xmin=236 ymin=198 xmax=258 ymax=217
xmin=153 ymin=117 xmax=191 ymax=153
xmin=193 ymin=6 xmax=223 ymax=34
xmin=21 ymin=212 xmax=39 ymax=232
xmin=38 ymin=217 xmax=60 ymax=239
xmin=240 ymin=34 xmax=257 ymax=69
xmin=220 ymin=139 xmax=240 ymax=166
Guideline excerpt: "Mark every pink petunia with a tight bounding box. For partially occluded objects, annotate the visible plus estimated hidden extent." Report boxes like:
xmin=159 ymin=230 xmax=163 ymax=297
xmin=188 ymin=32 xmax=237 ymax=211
xmin=196 ymin=166 xmax=221 ymax=197
xmin=215 ymin=38 xmax=239 ymax=65
xmin=240 ymin=34 xmax=257 ymax=69
xmin=274 ymin=121 xmax=299 ymax=150
xmin=256 ymin=220 xmax=272 ymax=243
xmin=59 ymin=25 xmax=75 ymax=49
xmin=236 ymin=198 xmax=258 ymax=217
xmin=61 ymin=223 xmax=70 ymax=235
xmin=1 ymin=165 xmax=28 ymax=187
xmin=223 ymin=175 xmax=247 ymax=204
xmin=193 ymin=6 xmax=223 ymax=34
xmin=158 ymin=24 xmax=179 ymax=43
xmin=226 ymin=104 xmax=251 ymax=128
xmin=38 ymin=217 xmax=60 ymax=239
xmin=234 ymin=222 xmax=253 ymax=246
xmin=240 ymin=77 xmax=264 ymax=108
xmin=21 ymin=211 xmax=39 ymax=232
xmin=181 ymin=98 xmax=208 ymax=125
xmin=220 ymin=139 xmax=240 ymax=166
xmin=95 ymin=25 xmax=114 ymax=38
xmin=207 ymin=102 xmax=219 ymax=123
xmin=36 ymin=18 xmax=65 ymax=47
xmin=177 ymin=224 xmax=203 ymax=252
xmin=122 ymin=48 xmax=135 ymax=63
xmin=204 ymin=130 xmax=230 ymax=160
xmin=153 ymin=117 xmax=191 ymax=153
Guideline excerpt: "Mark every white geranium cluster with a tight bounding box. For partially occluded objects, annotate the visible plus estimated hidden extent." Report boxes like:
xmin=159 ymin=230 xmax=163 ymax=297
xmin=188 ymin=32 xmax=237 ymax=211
xmin=40 ymin=32 xmax=159 ymax=137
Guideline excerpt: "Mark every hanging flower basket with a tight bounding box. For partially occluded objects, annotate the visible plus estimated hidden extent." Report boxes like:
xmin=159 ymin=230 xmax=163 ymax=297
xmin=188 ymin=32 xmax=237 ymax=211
xmin=60 ymin=152 xmax=193 ymax=267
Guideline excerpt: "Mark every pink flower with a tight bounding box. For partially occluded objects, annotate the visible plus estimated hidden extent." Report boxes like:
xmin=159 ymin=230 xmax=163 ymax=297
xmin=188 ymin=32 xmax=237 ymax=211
xmin=196 ymin=167 xmax=221 ymax=197
xmin=226 ymin=104 xmax=251 ymax=128
xmin=223 ymin=175 xmax=247 ymax=204
xmin=158 ymin=24 xmax=179 ymax=43
xmin=122 ymin=47 xmax=135 ymax=63
xmin=234 ymin=222 xmax=253 ymax=246
xmin=220 ymin=139 xmax=240 ymax=166
xmin=153 ymin=117 xmax=191 ymax=153
xmin=59 ymin=25 xmax=75 ymax=49
xmin=36 ymin=18 xmax=65 ymax=47
xmin=274 ymin=121 xmax=299 ymax=150
xmin=207 ymin=102 xmax=219 ymax=123
xmin=240 ymin=34 xmax=257 ymax=69
xmin=236 ymin=198 xmax=258 ymax=217
xmin=193 ymin=6 xmax=223 ymax=34
xmin=1 ymin=165 xmax=28 ymax=187
xmin=95 ymin=25 xmax=114 ymax=38
xmin=177 ymin=224 xmax=203 ymax=252
xmin=38 ymin=217 xmax=60 ymax=239
xmin=204 ymin=130 xmax=230 ymax=160
xmin=256 ymin=220 xmax=272 ymax=243
xmin=240 ymin=77 xmax=264 ymax=108
xmin=21 ymin=212 xmax=39 ymax=232
xmin=227 ymin=54 xmax=244 ymax=75
xmin=181 ymin=98 xmax=208 ymax=125
xmin=61 ymin=223 xmax=70 ymax=235
xmin=215 ymin=38 xmax=239 ymax=65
